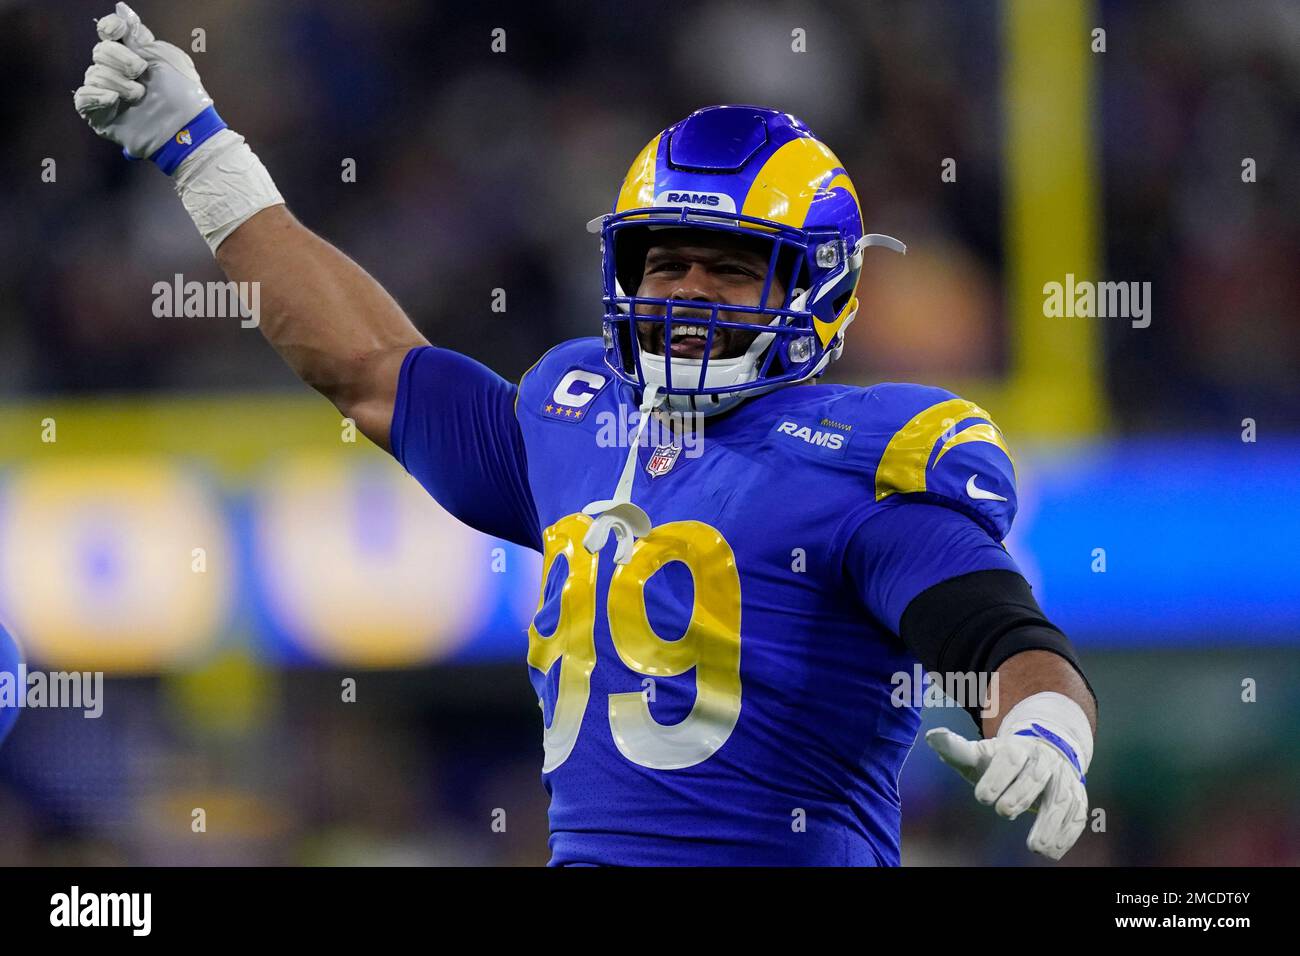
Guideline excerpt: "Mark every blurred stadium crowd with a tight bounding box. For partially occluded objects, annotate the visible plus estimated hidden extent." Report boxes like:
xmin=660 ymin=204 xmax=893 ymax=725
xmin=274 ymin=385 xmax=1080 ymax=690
xmin=0 ymin=0 xmax=1297 ymax=865
xmin=3 ymin=0 xmax=1297 ymax=425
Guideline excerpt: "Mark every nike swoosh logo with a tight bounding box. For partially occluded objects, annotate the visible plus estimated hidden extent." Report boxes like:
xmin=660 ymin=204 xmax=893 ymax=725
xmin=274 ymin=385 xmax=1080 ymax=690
xmin=966 ymin=474 xmax=1008 ymax=502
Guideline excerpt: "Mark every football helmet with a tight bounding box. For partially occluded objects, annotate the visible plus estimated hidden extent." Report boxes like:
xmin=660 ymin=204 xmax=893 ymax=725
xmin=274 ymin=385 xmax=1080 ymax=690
xmin=590 ymin=105 xmax=904 ymax=416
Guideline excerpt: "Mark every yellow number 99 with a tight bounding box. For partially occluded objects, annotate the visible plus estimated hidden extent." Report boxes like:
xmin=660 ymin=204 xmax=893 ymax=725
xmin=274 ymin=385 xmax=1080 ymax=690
xmin=527 ymin=514 xmax=743 ymax=772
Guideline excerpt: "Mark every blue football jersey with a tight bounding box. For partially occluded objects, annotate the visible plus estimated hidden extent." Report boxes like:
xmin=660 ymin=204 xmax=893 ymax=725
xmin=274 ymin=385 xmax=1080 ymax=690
xmin=391 ymin=338 xmax=1022 ymax=865
xmin=0 ymin=621 xmax=22 ymax=744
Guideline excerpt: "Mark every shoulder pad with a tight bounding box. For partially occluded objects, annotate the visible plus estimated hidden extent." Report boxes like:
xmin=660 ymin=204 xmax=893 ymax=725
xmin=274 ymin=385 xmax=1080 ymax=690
xmin=515 ymin=337 xmax=608 ymax=418
xmin=867 ymin=383 xmax=1018 ymax=539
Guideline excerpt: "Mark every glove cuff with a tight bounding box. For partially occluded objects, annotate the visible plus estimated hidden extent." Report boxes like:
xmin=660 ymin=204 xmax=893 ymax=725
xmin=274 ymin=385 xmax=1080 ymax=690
xmin=997 ymin=691 xmax=1093 ymax=778
xmin=172 ymin=128 xmax=285 ymax=254
xmin=144 ymin=106 xmax=228 ymax=175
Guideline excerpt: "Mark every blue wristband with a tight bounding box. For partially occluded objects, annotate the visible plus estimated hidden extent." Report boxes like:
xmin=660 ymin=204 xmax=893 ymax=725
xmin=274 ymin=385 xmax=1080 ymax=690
xmin=121 ymin=106 xmax=228 ymax=175
xmin=1015 ymin=723 xmax=1086 ymax=784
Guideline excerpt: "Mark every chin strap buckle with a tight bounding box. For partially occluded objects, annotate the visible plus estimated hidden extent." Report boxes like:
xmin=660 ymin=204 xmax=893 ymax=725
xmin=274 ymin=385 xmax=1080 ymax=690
xmin=581 ymin=501 xmax=652 ymax=565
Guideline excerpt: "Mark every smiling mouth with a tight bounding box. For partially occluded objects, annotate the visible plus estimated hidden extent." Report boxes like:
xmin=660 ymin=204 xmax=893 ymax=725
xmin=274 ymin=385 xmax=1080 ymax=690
xmin=637 ymin=317 xmax=728 ymax=360
xmin=639 ymin=315 xmax=765 ymax=361
xmin=658 ymin=322 xmax=724 ymax=359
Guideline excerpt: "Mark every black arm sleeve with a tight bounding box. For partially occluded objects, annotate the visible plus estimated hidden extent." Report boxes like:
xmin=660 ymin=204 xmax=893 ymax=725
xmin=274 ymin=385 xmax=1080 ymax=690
xmin=897 ymin=569 xmax=1098 ymax=734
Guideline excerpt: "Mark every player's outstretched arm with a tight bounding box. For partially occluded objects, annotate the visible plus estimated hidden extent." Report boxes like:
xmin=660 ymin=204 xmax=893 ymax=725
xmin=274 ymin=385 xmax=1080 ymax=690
xmin=850 ymin=493 xmax=1098 ymax=860
xmin=903 ymin=568 xmax=1097 ymax=861
xmin=213 ymin=205 xmax=428 ymax=452
xmin=73 ymin=3 xmax=427 ymax=451
xmin=983 ymin=649 xmax=1097 ymax=739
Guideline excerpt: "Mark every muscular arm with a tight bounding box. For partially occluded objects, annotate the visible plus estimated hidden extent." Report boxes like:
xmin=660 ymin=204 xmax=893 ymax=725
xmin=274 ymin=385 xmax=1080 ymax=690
xmin=846 ymin=502 xmax=1098 ymax=740
xmin=70 ymin=5 xmax=428 ymax=452
xmin=896 ymin=558 xmax=1098 ymax=860
xmin=73 ymin=3 xmax=539 ymax=545
xmin=843 ymin=419 xmax=1096 ymax=856
xmin=984 ymin=649 xmax=1097 ymax=739
xmin=215 ymin=206 xmax=429 ymax=452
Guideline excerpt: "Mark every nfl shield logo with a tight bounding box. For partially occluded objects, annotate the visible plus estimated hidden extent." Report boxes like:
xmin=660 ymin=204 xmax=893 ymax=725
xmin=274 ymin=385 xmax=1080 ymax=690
xmin=646 ymin=443 xmax=681 ymax=478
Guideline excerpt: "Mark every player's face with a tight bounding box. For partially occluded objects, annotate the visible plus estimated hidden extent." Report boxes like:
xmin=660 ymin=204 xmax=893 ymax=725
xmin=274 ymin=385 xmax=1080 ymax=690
xmin=634 ymin=232 xmax=786 ymax=360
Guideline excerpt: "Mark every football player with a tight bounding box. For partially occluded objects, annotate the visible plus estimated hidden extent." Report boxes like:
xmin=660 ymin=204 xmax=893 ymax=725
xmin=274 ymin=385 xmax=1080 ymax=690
xmin=75 ymin=4 xmax=1097 ymax=865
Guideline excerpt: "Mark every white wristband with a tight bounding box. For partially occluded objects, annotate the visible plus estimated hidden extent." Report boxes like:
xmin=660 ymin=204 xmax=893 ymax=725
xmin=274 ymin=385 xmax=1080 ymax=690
xmin=996 ymin=691 xmax=1093 ymax=775
xmin=172 ymin=128 xmax=285 ymax=254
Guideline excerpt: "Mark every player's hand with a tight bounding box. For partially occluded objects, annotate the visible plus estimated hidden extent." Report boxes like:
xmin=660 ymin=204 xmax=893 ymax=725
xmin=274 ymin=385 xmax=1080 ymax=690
xmin=926 ymin=724 xmax=1088 ymax=860
xmin=73 ymin=2 xmax=214 ymax=161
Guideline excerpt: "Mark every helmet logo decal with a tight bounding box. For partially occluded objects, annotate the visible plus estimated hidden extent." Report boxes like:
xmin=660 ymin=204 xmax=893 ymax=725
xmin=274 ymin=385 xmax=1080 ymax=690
xmin=654 ymin=190 xmax=736 ymax=213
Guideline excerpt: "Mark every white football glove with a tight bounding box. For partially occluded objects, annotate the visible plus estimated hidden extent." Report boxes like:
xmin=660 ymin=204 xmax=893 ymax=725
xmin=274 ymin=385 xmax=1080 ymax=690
xmin=73 ymin=2 xmax=215 ymax=163
xmin=72 ymin=3 xmax=283 ymax=252
xmin=926 ymin=692 xmax=1092 ymax=861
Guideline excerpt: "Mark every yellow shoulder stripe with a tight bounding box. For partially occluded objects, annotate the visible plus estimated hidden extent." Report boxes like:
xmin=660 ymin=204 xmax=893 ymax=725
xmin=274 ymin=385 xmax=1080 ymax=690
xmin=934 ymin=422 xmax=1010 ymax=467
xmin=874 ymin=398 xmax=1015 ymax=501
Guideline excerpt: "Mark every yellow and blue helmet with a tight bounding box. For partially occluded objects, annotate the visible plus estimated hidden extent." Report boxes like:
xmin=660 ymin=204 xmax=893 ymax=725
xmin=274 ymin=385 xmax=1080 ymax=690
xmin=590 ymin=105 xmax=904 ymax=415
